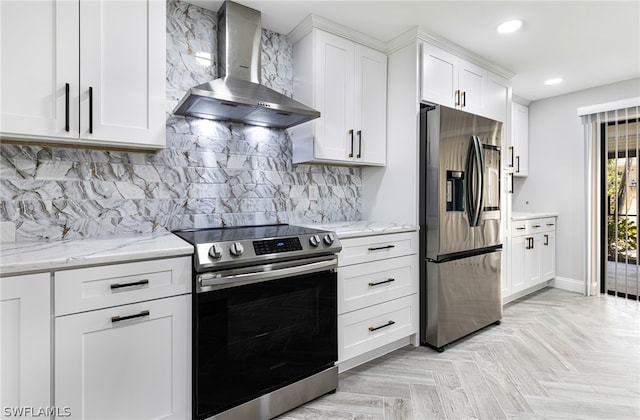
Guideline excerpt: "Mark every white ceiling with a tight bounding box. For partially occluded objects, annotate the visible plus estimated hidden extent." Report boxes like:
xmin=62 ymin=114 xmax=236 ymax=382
xmin=185 ymin=0 xmax=640 ymax=102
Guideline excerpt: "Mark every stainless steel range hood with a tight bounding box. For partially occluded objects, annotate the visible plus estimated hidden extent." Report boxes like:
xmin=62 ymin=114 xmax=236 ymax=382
xmin=173 ymin=1 xmax=320 ymax=129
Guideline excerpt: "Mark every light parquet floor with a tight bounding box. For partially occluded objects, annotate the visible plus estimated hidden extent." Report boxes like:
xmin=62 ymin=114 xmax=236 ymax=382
xmin=278 ymin=288 xmax=640 ymax=420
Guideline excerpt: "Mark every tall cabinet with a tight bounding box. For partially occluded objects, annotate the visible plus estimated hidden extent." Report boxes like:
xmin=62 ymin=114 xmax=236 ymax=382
xmin=290 ymin=17 xmax=387 ymax=166
xmin=0 ymin=0 xmax=166 ymax=149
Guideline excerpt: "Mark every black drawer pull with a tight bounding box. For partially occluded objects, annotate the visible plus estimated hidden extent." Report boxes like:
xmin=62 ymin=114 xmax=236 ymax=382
xmin=369 ymin=320 xmax=395 ymax=332
xmin=531 ymin=224 xmax=541 ymax=228
xmin=65 ymin=83 xmax=70 ymax=132
xmin=110 ymin=279 xmax=150 ymax=290
xmin=515 ymin=227 xmax=526 ymax=230
xmin=546 ymin=223 xmax=555 ymax=226
xmin=368 ymin=278 xmax=395 ymax=287
xmin=368 ymin=245 xmax=395 ymax=251
xmin=111 ymin=310 xmax=150 ymax=323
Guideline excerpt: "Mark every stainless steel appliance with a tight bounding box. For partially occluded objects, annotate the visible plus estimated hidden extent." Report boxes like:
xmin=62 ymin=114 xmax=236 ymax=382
xmin=173 ymin=224 xmax=341 ymax=420
xmin=173 ymin=1 xmax=320 ymax=128
xmin=419 ymin=104 xmax=503 ymax=352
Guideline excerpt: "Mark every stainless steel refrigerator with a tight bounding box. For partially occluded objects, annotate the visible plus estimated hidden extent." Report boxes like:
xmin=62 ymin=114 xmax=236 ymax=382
xmin=419 ymin=104 xmax=503 ymax=351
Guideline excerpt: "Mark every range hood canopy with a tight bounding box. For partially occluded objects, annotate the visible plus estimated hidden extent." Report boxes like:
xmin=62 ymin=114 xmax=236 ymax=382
xmin=173 ymin=1 xmax=320 ymax=129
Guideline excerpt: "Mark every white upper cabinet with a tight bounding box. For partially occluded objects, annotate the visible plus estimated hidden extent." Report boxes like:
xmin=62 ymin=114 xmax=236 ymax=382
xmin=420 ymin=42 xmax=510 ymax=123
xmin=511 ymin=102 xmax=529 ymax=176
xmin=0 ymin=0 xmax=166 ymax=150
xmin=291 ymin=29 xmax=387 ymax=166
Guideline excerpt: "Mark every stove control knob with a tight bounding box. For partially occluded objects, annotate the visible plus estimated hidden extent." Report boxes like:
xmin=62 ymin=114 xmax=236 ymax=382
xmin=323 ymin=233 xmax=335 ymax=246
xmin=230 ymin=242 xmax=245 ymax=257
xmin=309 ymin=235 xmax=320 ymax=247
xmin=208 ymin=244 xmax=222 ymax=259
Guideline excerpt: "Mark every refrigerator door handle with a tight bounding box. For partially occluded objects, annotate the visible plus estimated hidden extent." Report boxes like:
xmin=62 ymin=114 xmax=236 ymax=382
xmin=466 ymin=136 xmax=484 ymax=227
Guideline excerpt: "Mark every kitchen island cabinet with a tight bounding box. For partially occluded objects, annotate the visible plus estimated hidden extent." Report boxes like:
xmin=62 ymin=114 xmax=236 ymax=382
xmin=0 ymin=0 xmax=165 ymax=150
xmin=290 ymin=17 xmax=387 ymax=166
xmin=0 ymin=273 xmax=51 ymax=416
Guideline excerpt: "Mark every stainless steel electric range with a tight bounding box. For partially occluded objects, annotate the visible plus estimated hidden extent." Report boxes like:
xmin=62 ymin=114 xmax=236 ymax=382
xmin=173 ymin=224 xmax=342 ymax=420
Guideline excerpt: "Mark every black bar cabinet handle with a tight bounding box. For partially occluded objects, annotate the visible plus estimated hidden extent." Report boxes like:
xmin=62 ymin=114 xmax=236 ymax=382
xmin=508 ymin=146 xmax=514 ymax=168
xmin=369 ymin=320 xmax=395 ymax=332
xmin=461 ymin=91 xmax=466 ymax=107
xmin=89 ymin=86 xmax=93 ymax=134
xmin=508 ymin=173 xmax=513 ymax=193
xmin=110 ymin=279 xmax=150 ymax=290
xmin=65 ymin=83 xmax=70 ymax=132
xmin=516 ymin=226 xmax=526 ymax=230
xmin=348 ymin=129 xmax=354 ymax=158
xmin=368 ymin=278 xmax=395 ymax=287
xmin=532 ymin=224 xmax=541 ymax=228
xmin=544 ymin=234 xmax=549 ymax=246
xmin=454 ymin=90 xmax=460 ymax=107
xmin=516 ymin=155 xmax=520 ymax=173
xmin=368 ymin=245 xmax=395 ymax=251
xmin=111 ymin=310 xmax=150 ymax=323
xmin=357 ymin=130 xmax=362 ymax=159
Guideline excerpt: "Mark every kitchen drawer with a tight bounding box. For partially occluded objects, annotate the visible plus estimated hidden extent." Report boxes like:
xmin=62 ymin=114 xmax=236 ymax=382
xmin=55 ymin=257 xmax=191 ymax=316
xmin=339 ymin=255 xmax=418 ymax=314
xmin=511 ymin=220 xmax=527 ymax=237
xmin=542 ymin=217 xmax=557 ymax=232
xmin=338 ymin=295 xmax=418 ymax=362
xmin=338 ymin=231 xmax=418 ymax=267
xmin=526 ymin=218 xmax=545 ymax=234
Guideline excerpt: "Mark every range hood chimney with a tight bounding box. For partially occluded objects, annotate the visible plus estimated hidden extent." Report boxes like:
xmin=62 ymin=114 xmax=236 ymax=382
xmin=173 ymin=1 xmax=320 ymax=129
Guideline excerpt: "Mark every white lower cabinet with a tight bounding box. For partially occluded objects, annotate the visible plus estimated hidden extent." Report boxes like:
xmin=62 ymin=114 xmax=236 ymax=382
xmin=1 ymin=273 xmax=51 ymax=417
xmin=55 ymin=295 xmax=190 ymax=420
xmin=53 ymin=256 xmax=192 ymax=420
xmin=336 ymin=230 xmax=419 ymax=370
xmin=508 ymin=217 xmax=556 ymax=299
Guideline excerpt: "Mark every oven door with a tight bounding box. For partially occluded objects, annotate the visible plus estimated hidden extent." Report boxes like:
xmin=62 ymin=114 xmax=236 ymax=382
xmin=194 ymin=256 xmax=338 ymax=419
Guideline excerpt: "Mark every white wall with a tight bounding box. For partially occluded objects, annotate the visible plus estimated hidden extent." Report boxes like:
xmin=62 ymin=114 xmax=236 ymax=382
xmin=512 ymin=77 xmax=640 ymax=286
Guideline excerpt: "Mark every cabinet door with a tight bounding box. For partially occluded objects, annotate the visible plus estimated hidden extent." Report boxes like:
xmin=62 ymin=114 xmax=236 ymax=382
xmin=0 ymin=0 xmax=79 ymax=140
xmin=1 ymin=273 xmax=51 ymax=413
xmin=80 ymin=0 xmax=165 ymax=148
xmin=525 ymin=235 xmax=543 ymax=287
xmin=510 ymin=235 xmax=527 ymax=292
xmin=512 ymin=103 xmax=529 ymax=177
xmin=55 ymin=295 xmax=190 ymax=420
xmin=420 ymin=43 xmax=458 ymax=107
xmin=485 ymin=73 xmax=511 ymax=123
xmin=314 ymin=30 xmax=355 ymax=161
xmin=542 ymin=231 xmax=557 ymax=280
xmin=458 ymin=59 xmax=487 ymax=115
xmin=354 ymin=44 xmax=387 ymax=165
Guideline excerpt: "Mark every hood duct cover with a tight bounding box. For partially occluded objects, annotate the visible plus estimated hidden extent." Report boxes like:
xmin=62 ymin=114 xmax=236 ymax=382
xmin=173 ymin=1 xmax=320 ymax=129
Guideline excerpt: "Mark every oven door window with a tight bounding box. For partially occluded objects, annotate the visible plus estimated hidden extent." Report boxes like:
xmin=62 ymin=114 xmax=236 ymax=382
xmin=195 ymin=270 xmax=337 ymax=418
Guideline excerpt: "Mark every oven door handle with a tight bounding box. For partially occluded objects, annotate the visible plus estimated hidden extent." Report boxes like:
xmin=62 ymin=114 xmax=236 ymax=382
xmin=197 ymin=256 xmax=338 ymax=292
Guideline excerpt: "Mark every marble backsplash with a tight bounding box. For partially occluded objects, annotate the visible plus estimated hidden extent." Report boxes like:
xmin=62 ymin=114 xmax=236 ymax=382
xmin=0 ymin=0 xmax=361 ymax=242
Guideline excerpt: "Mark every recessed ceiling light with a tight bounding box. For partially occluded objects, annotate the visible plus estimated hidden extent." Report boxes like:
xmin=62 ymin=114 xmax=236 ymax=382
xmin=497 ymin=19 xmax=523 ymax=34
xmin=544 ymin=78 xmax=564 ymax=86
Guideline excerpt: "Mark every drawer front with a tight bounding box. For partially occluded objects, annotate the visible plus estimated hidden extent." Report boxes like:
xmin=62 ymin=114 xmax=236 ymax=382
xmin=511 ymin=220 xmax=527 ymax=237
xmin=338 ymin=231 xmax=418 ymax=267
xmin=55 ymin=257 xmax=191 ymax=316
xmin=338 ymin=295 xmax=418 ymax=363
xmin=542 ymin=217 xmax=557 ymax=232
xmin=339 ymin=255 xmax=418 ymax=314
xmin=526 ymin=218 xmax=544 ymax=235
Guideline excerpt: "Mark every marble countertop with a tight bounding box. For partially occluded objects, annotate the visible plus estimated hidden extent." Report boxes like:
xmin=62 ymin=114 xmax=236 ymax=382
xmin=512 ymin=212 xmax=559 ymax=221
xmin=0 ymin=231 xmax=193 ymax=277
xmin=299 ymin=220 xmax=418 ymax=239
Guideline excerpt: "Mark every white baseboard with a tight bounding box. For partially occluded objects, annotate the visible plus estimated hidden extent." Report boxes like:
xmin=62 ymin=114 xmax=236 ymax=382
xmin=503 ymin=282 xmax=550 ymax=304
xmin=551 ymin=276 xmax=585 ymax=294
